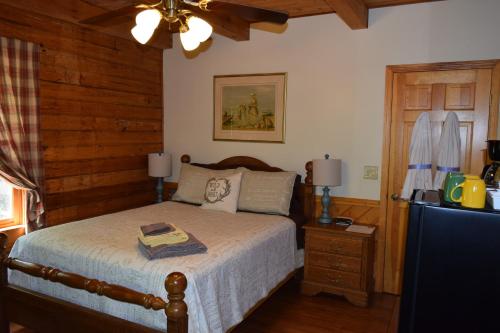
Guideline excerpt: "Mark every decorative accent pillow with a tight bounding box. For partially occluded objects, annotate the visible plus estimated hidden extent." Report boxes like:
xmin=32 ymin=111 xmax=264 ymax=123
xmin=201 ymin=173 xmax=242 ymax=213
xmin=237 ymin=167 xmax=297 ymax=215
xmin=172 ymin=163 xmax=236 ymax=204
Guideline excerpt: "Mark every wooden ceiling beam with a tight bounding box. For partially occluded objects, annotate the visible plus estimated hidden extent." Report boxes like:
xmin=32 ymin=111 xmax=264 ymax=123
xmin=199 ymin=0 xmax=440 ymax=18
xmin=323 ymin=0 xmax=368 ymax=29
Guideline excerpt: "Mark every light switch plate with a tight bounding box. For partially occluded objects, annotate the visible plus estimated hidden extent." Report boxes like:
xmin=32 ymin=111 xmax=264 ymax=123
xmin=363 ymin=166 xmax=379 ymax=180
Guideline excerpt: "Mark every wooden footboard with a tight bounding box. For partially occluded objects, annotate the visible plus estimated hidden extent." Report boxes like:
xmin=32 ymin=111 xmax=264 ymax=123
xmin=0 ymin=233 xmax=188 ymax=333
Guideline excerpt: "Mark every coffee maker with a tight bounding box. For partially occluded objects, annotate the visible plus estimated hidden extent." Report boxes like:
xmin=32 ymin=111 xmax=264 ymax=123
xmin=483 ymin=140 xmax=500 ymax=188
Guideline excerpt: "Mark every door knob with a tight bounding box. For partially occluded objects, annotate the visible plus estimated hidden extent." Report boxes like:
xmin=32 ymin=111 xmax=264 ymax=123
xmin=391 ymin=193 xmax=400 ymax=201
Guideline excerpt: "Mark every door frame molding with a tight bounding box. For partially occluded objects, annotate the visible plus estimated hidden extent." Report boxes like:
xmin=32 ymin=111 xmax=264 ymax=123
xmin=378 ymin=59 xmax=500 ymax=293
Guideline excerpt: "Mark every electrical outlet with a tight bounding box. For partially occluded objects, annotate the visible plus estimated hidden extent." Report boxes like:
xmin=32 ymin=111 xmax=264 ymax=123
xmin=363 ymin=166 xmax=378 ymax=180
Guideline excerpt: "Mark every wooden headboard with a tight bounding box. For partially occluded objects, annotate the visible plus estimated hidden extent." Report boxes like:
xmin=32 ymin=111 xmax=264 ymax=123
xmin=179 ymin=155 xmax=315 ymax=248
xmin=180 ymin=154 xmax=314 ymax=216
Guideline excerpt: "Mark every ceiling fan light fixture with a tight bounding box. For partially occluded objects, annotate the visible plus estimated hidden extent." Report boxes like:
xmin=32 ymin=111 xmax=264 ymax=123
xmin=131 ymin=25 xmax=155 ymax=44
xmin=180 ymin=28 xmax=201 ymax=51
xmin=135 ymin=9 xmax=162 ymax=30
xmin=187 ymin=16 xmax=213 ymax=43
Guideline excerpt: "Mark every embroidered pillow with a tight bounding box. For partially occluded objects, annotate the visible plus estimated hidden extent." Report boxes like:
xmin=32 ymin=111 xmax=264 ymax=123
xmin=237 ymin=168 xmax=296 ymax=215
xmin=201 ymin=173 xmax=242 ymax=213
xmin=172 ymin=163 xmax=236 ymax=204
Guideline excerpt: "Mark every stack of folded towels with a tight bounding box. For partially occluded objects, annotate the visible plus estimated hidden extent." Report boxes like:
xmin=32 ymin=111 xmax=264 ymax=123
xmin=138 ymin=223 xmax=207 ymax=260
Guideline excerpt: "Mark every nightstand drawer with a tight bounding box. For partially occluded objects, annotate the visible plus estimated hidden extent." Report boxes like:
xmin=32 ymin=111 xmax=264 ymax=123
xmin=307 ymin=266 xmax=361 ymax=290
xmin=308 ymin=251 xmax=362 ymax=273
xmin=308 ymin=234 xmax=363 ymax=257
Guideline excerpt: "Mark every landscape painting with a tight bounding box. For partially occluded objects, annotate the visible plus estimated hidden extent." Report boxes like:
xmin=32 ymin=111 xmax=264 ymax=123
xmin=222 ymin=85 xmax=276 ymax=131
xmin=214 ymin=73 xmax=286 ymax=143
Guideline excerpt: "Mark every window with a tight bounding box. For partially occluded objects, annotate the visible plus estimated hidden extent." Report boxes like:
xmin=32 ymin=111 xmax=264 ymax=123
xmin=0 ymin=178 xmax=13 ymax=219
xmin=0 ymin=178 xmax=22 ymax=229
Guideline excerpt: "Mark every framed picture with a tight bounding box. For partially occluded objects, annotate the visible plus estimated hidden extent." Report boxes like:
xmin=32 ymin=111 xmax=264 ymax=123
xmin=213 ymin=73 xmax=287 ymax=143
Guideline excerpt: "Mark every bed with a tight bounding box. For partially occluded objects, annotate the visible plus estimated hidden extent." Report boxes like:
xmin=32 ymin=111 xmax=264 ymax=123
xmin=0 ymin=155 xmax=315 ymax=333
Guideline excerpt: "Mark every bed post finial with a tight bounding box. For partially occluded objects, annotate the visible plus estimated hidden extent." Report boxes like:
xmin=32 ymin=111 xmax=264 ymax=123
xmin=165 ymin=272 xmax=188 ymax=333
xmin=305 ymin=161 xmax=313 ymax=185
xmin=181 ymin=155 xmax=191 ymax=164
xmin=304 ymin=161 xmax=315 ymax=220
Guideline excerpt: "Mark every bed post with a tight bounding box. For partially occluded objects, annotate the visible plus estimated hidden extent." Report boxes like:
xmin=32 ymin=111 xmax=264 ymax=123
xmin=0 ymin=233 xmax=9 ymax=333
xmin=165 ymin=272 xmax=188 ymax=333
xmin=304 ymin=161 xmax=315 ymax=220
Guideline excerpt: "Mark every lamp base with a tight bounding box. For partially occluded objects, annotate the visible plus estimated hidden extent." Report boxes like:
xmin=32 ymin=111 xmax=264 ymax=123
xmin=318 ymin=186 xmax=333 ymax=224
xmin=155 ymin=177 xmax=164 ymax=203
xmin=318 ymin=216 xmax=333 ymax=224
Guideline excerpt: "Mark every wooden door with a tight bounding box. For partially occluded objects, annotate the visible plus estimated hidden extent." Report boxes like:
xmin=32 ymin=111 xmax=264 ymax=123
xmin=383 ymin=68 xmax=492 ymax=294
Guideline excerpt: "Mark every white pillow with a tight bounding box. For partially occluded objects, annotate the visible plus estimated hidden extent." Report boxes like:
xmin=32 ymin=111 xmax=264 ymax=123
xmin=201 ymin=173 xmax=243 ymax=214
xmin=237 ymin=167 xmax=296 ymax=215
xmin=172 ymin=163 xmax=236 ymax=204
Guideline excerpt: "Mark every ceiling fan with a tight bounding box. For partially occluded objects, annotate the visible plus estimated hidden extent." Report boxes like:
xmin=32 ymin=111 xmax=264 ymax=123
xmin=80 ymin=0 xmax=289 ymax=51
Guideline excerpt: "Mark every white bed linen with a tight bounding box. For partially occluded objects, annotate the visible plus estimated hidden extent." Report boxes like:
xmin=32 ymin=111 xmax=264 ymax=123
xmin=8 ymin=201 xmax=298 ymax=333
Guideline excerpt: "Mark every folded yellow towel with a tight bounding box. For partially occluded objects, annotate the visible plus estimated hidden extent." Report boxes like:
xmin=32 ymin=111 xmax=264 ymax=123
xmin=139 ymin=224 xmax=189 ymax=247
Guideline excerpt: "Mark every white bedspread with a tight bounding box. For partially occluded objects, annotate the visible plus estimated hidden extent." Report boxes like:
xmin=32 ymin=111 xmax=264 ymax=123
xmin=8 ymin=201 xmax=298 ymax=333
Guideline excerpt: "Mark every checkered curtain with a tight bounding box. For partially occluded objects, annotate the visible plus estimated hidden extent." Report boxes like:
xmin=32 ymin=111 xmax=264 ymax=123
xmin=0 ymin=37 xmax=44 ymax=230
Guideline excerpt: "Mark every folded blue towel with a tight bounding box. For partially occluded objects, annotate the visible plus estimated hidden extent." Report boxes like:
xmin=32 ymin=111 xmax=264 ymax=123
xmin=140 ymin=223 xmax=173 ymax=236
xmin=138 ymin=233 xmax=207 ymax=260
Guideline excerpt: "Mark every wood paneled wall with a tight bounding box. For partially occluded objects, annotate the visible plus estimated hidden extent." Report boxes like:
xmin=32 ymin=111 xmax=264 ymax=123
xmin=314 ymin=196 xmax=383 ymax=292
xmin=0 ymin=4 xmax=163 ymax=226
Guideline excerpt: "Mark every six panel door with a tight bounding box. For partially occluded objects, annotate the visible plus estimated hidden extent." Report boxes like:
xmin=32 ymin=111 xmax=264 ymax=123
xmin=383 ymin=69 xmax=491 ymax=294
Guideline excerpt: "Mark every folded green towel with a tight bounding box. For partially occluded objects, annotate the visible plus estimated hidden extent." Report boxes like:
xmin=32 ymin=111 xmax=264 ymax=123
xmin=139 ymin=227 xmax=189 ymax=246
xmin=138 ymin=233 xmax=207 ymax=260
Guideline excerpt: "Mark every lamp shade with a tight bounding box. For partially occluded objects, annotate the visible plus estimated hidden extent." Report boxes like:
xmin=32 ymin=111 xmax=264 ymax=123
xmin=148 ymin=153 xmax=171 ymax=178
xmin=313 ymin=156 xmax=342 ymax=186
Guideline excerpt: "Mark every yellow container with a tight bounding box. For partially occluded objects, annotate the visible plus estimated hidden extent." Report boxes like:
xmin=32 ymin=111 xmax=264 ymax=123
xmin=450 ymin=175 xmax=486 ymax=209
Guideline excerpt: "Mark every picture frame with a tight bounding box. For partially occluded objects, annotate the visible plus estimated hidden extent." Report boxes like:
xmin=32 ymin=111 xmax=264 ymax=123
xmin=213 ymin=73 xmax=287 ymax=143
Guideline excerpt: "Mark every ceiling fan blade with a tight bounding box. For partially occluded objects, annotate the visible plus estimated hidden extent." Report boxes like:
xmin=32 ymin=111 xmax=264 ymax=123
xmin=79 ymin=5 xmax=141 ymax=26
xmin=206 ymin=1 xmax=289 ymax=24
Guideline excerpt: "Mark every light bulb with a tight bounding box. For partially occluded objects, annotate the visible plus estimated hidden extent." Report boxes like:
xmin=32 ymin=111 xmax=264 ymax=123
xmin=135 ymin=9 xmax=162 ymax=30
xmin=131 ymin=25 xmax=155 ymax=44
xmin=187 ymin=16 xmax=213 ymax=42
xmin=180 ymin=29 xmax=200 ymax=51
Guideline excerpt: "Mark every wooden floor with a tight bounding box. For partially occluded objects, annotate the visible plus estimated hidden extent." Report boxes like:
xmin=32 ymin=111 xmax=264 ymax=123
xmin=233 ymin=280 xmax=397 ymax=333
xmin=10 ymin=280 xmax=398 ymax=333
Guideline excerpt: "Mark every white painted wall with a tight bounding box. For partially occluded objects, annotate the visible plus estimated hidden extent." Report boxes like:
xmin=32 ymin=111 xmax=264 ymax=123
xmin=164 ymin=0 xmax=500 ymax=200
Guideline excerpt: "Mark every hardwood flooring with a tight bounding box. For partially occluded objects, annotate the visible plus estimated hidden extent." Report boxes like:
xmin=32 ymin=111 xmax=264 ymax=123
xmin=10 ymin=280 xmax=398 ymax=333
xmin=233 ymin=280 xmax=397 ymax=333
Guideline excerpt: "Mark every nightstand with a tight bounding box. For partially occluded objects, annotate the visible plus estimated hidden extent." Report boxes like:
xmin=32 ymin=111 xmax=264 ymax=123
xmin=301 ymin=221 xmax=376 ymax=307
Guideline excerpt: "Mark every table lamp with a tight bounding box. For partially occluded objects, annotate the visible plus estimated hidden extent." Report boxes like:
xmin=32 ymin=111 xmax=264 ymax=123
xmin=313 ymin=154 xmax=342 ymax=224
xmin=148 ymin=152 xmax=171 ymax=203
